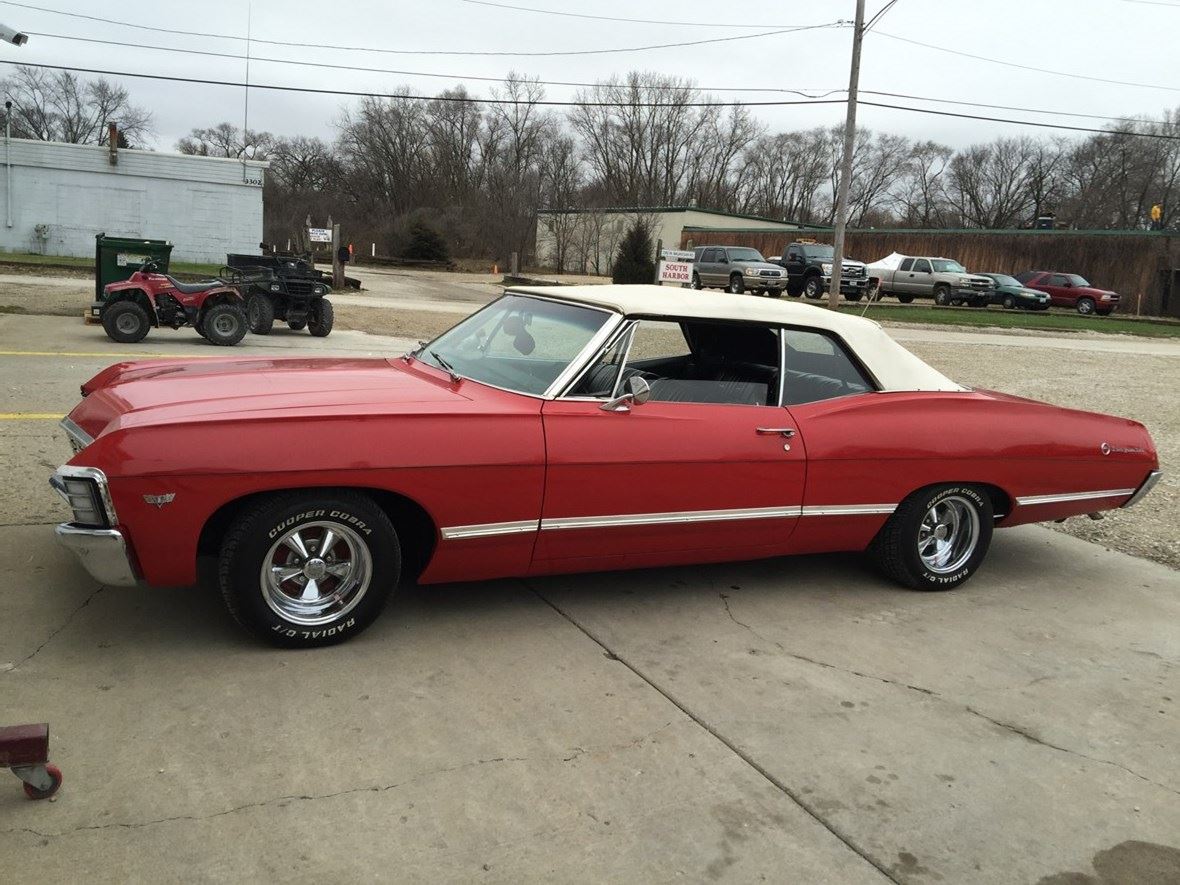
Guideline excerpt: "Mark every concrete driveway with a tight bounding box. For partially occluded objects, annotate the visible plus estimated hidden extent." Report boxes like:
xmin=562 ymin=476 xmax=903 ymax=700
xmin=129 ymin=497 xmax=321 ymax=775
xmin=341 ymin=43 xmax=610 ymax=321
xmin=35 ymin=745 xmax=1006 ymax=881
xmin=1 ymin=313 xmax=1178 ymax=883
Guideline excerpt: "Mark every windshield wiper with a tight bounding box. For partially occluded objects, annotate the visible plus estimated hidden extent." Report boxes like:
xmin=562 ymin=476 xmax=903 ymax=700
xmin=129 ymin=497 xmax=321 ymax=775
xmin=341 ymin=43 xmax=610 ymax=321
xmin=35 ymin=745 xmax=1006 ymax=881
xmin=429 ymin=350 xmax=462 ymax=383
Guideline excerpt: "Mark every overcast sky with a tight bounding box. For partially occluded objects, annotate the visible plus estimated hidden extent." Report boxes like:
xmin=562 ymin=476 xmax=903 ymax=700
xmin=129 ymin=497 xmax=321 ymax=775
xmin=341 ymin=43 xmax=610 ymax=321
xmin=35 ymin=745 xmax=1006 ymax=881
xmin=0 ymin=0 xmax=1176 ymax=151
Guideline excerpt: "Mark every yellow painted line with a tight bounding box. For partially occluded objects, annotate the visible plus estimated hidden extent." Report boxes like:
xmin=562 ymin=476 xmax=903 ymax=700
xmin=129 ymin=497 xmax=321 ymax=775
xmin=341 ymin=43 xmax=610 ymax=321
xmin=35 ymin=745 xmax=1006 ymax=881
xmin=0 ymin=413 xmax=64 ymax=420
xmin=0 ymin=350 xmax=215 ymax=358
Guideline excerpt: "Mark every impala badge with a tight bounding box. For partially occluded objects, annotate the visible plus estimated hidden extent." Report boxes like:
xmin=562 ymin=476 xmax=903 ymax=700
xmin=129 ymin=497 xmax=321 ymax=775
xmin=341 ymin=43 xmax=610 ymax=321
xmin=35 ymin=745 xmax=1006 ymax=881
xmin=143 ymin=493 xmax=176 ymax=508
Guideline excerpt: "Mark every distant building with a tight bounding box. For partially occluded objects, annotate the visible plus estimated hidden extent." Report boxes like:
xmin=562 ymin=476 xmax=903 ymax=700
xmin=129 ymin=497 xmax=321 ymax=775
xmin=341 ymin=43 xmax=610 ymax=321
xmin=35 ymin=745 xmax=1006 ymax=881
xmin=535 ymin=206 xmax=810 ymax=274
xmin=0 ymin=138 xmax=265 ymax=263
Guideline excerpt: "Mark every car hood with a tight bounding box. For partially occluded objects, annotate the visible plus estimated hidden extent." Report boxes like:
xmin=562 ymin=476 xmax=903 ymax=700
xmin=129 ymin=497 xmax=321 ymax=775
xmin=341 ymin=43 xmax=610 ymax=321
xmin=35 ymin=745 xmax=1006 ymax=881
xmin=735 ymin=261 xmax=784 ymax=272
xmin=70 ymin=356 xmax=467 ymax=440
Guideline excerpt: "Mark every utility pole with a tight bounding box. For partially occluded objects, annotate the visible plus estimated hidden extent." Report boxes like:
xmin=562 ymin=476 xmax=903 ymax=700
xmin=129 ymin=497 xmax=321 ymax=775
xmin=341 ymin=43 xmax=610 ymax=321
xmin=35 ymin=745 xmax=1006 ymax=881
xmin=828 ymin=0 xmax=866 ymax=310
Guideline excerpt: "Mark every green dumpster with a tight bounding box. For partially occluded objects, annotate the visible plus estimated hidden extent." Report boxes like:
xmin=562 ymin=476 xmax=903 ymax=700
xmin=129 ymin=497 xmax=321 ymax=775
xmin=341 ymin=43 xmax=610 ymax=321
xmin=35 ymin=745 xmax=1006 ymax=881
xmin=94 ymin=233 xmax=173 ymax=299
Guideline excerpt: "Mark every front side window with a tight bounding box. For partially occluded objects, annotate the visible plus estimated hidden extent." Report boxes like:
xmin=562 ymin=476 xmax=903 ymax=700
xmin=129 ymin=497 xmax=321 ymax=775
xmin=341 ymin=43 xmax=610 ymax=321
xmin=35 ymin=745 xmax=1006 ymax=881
xmin=930 ymin=259 xmax=966 ymax=273
xmin=1067 ymin=274 xmax=1091 ymax=287
xmin=912 ymin=259 xmax=932 ymax=273
xmin=420 ymin=294 xmax=611 ymax=396
xmin=1049 ymin=274 xmax=1069 ymax=286
xmin=781 ymin=329 xmax=874 ymax=406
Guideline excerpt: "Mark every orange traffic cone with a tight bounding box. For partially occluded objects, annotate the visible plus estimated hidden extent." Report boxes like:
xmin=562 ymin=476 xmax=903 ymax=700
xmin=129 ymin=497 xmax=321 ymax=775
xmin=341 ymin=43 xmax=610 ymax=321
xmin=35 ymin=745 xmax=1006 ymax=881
xmin=493 ymin=263 xmax=499 ymax=275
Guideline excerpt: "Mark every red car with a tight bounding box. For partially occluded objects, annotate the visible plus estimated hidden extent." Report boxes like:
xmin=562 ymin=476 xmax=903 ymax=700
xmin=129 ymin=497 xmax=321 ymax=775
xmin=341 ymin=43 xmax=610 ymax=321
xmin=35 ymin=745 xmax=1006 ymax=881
xmin=51 ymin=286 xmax=1161 ymax=647
xmin=1015 ymin=271 xmax=1120 ymax=316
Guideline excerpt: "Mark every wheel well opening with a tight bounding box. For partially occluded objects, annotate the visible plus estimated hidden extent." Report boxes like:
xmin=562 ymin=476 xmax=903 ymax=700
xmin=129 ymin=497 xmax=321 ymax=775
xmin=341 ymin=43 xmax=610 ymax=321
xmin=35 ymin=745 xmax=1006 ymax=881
xmin=197 ymin=487 xmax=439 ymax=580
xmin=978 ymin=483 xmax=1013 ymax=519
xmin=107 ymin=290 xmax=157 ymax=323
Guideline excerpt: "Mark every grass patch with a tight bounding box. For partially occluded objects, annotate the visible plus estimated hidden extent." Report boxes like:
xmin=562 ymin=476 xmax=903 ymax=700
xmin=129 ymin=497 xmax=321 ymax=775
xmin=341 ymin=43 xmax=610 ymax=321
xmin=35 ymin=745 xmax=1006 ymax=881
xmin=0 ymin=250 xmax=223 ymax=277
xmin=840 ymin=303 xmax=1180 ymax=338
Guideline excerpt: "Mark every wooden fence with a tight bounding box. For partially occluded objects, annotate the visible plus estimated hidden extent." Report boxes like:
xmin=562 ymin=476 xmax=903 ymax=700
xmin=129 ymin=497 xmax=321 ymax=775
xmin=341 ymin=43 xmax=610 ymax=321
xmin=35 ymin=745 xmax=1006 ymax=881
xmin=680 ymin=228 xmax=1180 ymax=317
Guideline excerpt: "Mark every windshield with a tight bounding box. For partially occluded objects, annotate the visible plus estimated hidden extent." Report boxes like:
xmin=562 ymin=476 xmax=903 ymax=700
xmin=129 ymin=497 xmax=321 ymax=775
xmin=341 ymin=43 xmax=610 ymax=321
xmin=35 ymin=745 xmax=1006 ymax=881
xmin=930 ymin=259 xmax=967 ymax=273
xmin=988 ymin=274 xmax=1020 ymax=287
xmin=1068 ymin=274 xmax=1091 ymax=287
xmin=417 ymin=294 xmax=611 ymax=396
xmin=725 ymin=247 xmax=766 ymax=262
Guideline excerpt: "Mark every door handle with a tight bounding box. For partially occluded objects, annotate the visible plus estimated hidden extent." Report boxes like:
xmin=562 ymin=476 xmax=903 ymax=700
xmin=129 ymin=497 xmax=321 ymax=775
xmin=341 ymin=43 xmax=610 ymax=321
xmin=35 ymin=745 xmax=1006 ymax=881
xmin=756 ymin=427 xmax=796 ymax=438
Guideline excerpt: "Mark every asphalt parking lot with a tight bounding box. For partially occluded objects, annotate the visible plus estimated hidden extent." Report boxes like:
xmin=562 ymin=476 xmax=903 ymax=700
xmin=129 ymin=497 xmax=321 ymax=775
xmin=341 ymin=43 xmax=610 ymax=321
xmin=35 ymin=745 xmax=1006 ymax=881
xmin=2 ymin=309 xmax=1179 ymax=883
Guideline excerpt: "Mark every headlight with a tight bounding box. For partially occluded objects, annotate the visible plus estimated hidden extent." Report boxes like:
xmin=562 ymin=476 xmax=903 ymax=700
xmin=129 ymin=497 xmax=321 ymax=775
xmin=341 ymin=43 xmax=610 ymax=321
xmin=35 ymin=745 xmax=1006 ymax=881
xmin=743 ymin=267 xmax=759 ymax=275
xmin=821 ymin=263 xmax=833 ymax=275
xmin=51 ymin=474 xmax=108 ymax=527
xmin=270 ymin=283 xmax=281 ymax=291
xmin=315 ymin=286 xmax=326 ymax=294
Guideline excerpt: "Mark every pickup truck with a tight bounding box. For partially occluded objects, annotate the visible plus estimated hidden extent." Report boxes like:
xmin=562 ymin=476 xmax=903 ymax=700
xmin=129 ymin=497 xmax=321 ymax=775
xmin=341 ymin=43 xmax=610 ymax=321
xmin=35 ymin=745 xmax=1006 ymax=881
xmin=870 ymin=256 xmax=995 ymax=306
xmin=771 ymin=241 xmax=871 ymax=301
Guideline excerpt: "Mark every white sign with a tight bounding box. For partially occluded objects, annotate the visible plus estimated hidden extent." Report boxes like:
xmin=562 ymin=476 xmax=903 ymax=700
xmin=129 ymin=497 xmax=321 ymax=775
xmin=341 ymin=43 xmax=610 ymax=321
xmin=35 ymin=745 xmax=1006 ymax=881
xmin=116 ymin=253 xmax=149 ymax=267
xmin=661 ymin=249 xmax=695 ymax=262
xmin=658 ymin=260 xmax=693 ymax=284
xmin=308 ymin=227 xmax=333 ymax=244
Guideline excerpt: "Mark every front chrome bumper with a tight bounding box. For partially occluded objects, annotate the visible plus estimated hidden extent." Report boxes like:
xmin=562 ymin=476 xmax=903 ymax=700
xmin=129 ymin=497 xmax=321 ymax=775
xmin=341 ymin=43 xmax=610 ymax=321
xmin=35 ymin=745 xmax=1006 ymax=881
xmin=1121 ymin=469 xmax=1163 ymax=509
xmin=54 ymin=524 xmax=139 ymax=586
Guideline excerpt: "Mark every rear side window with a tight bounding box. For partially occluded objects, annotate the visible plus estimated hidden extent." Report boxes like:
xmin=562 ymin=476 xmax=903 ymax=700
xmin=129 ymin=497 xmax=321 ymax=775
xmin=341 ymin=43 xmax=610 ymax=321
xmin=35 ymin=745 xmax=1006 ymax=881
xmin=701 ymin=248 xmax=718 ymax=262
xmin=899 ymin=258 xmax=913 ymax=271
xmin=781 ymin=329 xmax=874 ymax=406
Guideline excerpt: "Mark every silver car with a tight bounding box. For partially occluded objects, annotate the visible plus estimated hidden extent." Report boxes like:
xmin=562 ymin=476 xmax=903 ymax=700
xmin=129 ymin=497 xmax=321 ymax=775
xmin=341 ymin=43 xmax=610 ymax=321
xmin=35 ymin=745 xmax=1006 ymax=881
xmin=692 ymin=245 xmax=787 ymax=297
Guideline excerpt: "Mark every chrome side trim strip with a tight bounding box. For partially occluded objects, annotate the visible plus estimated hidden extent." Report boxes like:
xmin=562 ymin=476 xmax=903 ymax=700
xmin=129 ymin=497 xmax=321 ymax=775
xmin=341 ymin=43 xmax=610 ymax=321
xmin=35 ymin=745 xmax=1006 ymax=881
xmin=59 ymin=417 xmax=93 ymax=452
xmin=1121 ymin=470 xmax=1163 ymax=509
xmin=541 ymin=506 xmax=803 ymax=531
xmin=1015 ymin=488 xmax=1137 ymax=507
xmin=439 ymin=519 xmax=540 ymax=541
xmin=800 ymin=504 xmax=897 ymax=517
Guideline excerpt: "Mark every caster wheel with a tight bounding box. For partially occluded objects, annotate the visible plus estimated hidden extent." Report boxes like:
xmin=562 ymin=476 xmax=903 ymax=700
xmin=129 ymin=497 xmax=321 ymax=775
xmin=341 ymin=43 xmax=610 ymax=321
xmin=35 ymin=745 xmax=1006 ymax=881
xmin=22 ymin=764 xmax=62 ymax=800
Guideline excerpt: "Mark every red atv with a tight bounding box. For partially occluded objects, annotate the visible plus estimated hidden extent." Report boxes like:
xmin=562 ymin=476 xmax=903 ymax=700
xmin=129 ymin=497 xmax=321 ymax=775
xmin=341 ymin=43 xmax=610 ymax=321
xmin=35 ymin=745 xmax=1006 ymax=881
xmin=93 ymin=259 xmax=249 ymax=346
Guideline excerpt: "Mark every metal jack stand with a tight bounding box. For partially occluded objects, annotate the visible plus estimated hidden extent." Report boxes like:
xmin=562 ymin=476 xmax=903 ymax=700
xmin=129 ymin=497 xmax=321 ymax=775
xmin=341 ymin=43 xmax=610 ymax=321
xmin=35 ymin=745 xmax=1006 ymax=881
xmin=0 ymin=723 xmax=63 ymax=799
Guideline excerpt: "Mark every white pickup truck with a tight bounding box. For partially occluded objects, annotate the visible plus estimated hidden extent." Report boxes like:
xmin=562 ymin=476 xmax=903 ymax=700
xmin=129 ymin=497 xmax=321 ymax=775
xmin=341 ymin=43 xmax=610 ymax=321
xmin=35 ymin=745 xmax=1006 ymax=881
xmin=869 ymin=256 xmax=995 ymax=306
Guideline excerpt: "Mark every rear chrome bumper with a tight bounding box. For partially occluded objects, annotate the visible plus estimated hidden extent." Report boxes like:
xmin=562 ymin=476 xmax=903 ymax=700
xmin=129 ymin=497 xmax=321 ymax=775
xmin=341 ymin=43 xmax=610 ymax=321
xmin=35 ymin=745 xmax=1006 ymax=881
xmin=1121 ymin=469 xmax=1163 ymax=509
xmin=54 ymin=524 xmax=139 ymax=587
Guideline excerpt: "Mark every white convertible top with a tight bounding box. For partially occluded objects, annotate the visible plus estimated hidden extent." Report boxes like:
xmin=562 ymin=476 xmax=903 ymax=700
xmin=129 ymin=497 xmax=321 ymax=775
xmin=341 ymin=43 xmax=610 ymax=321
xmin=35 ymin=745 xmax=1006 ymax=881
xmin=508 ymin=284 xmax=963 ymax=393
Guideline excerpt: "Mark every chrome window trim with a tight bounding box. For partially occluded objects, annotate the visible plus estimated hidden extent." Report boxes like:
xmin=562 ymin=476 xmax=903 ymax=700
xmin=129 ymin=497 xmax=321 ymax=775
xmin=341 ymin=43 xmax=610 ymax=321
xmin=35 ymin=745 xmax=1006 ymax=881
xmin=542 ymin=310 xmax=626 ymax=400
xmin=439 ymin=519 xmax=539 ymax=541
xmin=777 ymin=328 xmax=787 ymax=408
xmin=558 ymin=319 xmax=637 ymax=401
xmin=60 ymin=417 xmax=93 ymax=453
xmin=1121 ymin=470 xmax=1163 ymax=509
xmin=51 ymin=464 xmax=118 ymax=526
xmin=1015 ymin=488 xmax=1137 ymax=507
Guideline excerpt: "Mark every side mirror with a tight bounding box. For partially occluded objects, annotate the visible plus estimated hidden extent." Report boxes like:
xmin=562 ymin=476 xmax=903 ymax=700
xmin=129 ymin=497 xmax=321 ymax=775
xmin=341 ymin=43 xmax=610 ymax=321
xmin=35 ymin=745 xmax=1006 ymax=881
xmin=600 ymin=375 xmax=651 ymax=412
xmin=1061 ymin=280 xmax=1072 ymax=287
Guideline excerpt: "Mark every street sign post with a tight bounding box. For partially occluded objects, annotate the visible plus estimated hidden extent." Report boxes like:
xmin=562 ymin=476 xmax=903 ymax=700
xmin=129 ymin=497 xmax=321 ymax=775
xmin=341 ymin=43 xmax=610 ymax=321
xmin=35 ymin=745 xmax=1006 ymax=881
xmin=308 ymin=227 xmax=333 ymax=244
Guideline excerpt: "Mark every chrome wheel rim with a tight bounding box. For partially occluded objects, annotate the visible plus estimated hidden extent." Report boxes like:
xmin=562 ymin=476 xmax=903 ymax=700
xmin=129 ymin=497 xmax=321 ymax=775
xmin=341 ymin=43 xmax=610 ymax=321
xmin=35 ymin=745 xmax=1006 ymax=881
xmin=261 ymin=521 xmax=372 ymax=626
xmin=212 ymin=313 xmax=239 ymax=335
xmin=1078 ymin=300 xmax=1093 ymax=314
xmin=917 ymin=496 xmax=980 ymax=575
xmin=115 ymin=312 xmax=141 ymax=334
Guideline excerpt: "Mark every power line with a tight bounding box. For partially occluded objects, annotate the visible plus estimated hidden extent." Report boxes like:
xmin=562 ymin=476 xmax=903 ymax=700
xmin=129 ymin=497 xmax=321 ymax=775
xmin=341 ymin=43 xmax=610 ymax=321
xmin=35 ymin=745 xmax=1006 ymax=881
xmin=456 ymin=0 xmax=824 ymax=28
xmin=4 ymin=59 xmax=1178 ymax=140
xmin=864 ymin=0 xmax=901 ymax=30
xmin=861 ymin=90 xmax=1175 ymax=126
xmin=871 ymin=30 xmax=1180 ymax=93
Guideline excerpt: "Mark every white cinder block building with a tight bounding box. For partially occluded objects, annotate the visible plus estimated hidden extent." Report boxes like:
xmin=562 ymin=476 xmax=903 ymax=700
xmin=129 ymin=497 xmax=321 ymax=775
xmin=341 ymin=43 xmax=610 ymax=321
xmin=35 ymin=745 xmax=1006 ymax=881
xmin=0 ymin=139 xmax=266 ymax=263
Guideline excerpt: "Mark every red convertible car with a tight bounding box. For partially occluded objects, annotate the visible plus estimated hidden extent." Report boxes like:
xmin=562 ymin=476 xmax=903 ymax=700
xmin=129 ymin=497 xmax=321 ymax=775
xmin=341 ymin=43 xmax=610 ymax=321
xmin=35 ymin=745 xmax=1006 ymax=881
xmin=51 ymin=285 xmax=1161 ymax=647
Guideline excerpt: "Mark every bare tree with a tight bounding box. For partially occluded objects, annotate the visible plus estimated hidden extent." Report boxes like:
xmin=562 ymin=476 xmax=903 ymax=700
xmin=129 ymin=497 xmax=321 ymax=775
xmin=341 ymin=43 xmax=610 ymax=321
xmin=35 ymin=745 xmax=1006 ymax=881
xmin=2 ymin=66 xmax=152 ymax=146
xmin=891 ymin=140 xmax=953 ymax=227
xmin=177 ymin=122 xmax=274 ymax=160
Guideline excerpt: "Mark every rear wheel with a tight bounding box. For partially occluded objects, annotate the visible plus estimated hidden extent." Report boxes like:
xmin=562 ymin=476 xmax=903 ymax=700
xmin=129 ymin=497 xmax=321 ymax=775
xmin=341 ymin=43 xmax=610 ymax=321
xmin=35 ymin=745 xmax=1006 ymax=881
xmin=201 ymin=303 xmax=248 ymax=346
xmin=803 ymin=275 xmax=823 ymax=299
xmin=247 ymin=295 xmax=275 ymax=334
xmin=727 ymin=274 xmax=744 ymax=295
xmin=218 ymin=492 xmax=400 ymax=647
xmin=869 ymin=484 xmax=993 ymax=591
xmin=102 ymin=300 xmax=151 ymax=344
xmin=1077 ymin=297 xmax=1096 ymax=315
xmin=308 ymin=298 xmax=334 ymax=337
xmin=897 ymin=294 xmax=915 ymax=304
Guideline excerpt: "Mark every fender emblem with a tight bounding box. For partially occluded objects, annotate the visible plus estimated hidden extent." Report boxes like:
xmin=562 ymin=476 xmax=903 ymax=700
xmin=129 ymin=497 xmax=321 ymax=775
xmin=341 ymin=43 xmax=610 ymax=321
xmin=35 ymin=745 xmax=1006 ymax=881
xmin=143 ymin=493 xmax=176 ymax=508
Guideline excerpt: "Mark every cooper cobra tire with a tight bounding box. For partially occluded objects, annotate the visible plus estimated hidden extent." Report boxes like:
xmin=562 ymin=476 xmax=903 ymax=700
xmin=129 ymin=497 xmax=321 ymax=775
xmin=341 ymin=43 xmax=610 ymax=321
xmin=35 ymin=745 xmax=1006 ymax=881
xmin=247 ymin=294 xmax=275 ymax=334
xmin=201 ymin=303 xmax=248 ymax=346
xmin=218 ymin=491 xmax=400 ymax=647
xmin=868 ymin=484 xmax=993 ymax=592
xmin=101 ymin=300 xmax=151 ymax=344
xmin=727 ymin=274 xmax=744 ymax=295
xmin=803 ymin=275 xmax=823 ymax=299
xmin=308 ymin=298 xmax=334 ymax=337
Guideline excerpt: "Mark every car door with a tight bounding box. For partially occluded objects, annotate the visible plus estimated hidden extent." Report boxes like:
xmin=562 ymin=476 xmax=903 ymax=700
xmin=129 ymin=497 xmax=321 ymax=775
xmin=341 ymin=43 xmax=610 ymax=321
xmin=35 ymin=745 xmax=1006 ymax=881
xmin=696 ymin=248 xmax=717 ymax=285
xmin=1043 ymin=273 xmax=1073 ymax=308
xmin=534 ymin=319 xmax=806 ymax=572
xmin=907 ymin=258 xmax=932 ymax=295
xmin=785 ymin=244 xmax=804 ymax=285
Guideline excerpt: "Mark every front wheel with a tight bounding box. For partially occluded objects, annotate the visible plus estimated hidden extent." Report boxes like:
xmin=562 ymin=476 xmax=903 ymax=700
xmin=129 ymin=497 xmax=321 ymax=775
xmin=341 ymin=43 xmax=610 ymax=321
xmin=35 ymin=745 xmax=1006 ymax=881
xmin=1002 ymin=294 xmax=1016 ymax=309
xmin=101 ymin=300 xmax=151 ymax=344
xmin=218 ymin=492 xmax=401 ymax=647
xmin=308 ymin=299 xmax=334 ymax=337
xmin=691 ymin=272 xmax=702 ymax=290
xmin=803 ymin=276 xmax=823 ymax=299
xmin=201 ymin=303 xmax=248 ymax=346
xmin=869 ymin=484 xmax=994 ymax=591
xmin=1076 ymin=297 xmax=1096 ymax=315
xmin=727 ymin=274 xmax=744 ymax=295
xmin=934 ymin=285 xmax=951 ymax=306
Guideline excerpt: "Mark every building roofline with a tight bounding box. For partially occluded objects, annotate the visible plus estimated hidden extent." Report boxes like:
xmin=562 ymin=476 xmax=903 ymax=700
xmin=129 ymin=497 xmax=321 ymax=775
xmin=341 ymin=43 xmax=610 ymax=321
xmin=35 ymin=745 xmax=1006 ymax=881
xmin=537 ymin=205 xmax=807 ymax=227
xmin=6 ymin=136 xmax=269 ymax=168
